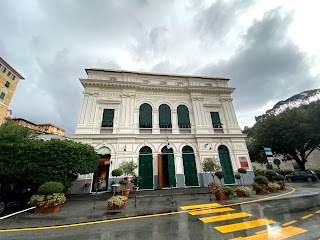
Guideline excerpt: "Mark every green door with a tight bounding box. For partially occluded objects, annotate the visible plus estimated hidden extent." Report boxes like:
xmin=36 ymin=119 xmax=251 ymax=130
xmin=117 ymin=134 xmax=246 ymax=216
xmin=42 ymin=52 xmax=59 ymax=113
xmin=139 ymin=147 xmax=153 ymax=189
xmin=218 ymin=145 xmax=235 ymax=184
xmin=182 ymin=146 xmax=198 ymax=186
xmin=167 ymin=154 xmax=176 ymax=187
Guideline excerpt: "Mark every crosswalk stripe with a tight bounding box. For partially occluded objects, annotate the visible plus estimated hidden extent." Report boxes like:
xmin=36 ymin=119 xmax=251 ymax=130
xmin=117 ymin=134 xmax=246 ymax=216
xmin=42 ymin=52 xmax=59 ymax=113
xmin=282 ymin=220 xmax=297 ymax=226
xmin=230 ymin=226 xmax=307 ymax=240
xmin=200 ymin=212 xmax=251 ymax=223
xmin=180 ymin=203 xmax=221 ymax=210
xmin=188 ymin=207 xmax=235 ymax=216
xmin=301 ymin=214 xmax=313 ymax=219
xmin=215 ymin=218 xmax=275 ymax=233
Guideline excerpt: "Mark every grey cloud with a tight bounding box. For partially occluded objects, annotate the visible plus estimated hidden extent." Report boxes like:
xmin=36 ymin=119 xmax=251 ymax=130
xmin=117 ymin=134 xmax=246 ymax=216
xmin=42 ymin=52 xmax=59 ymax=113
xmin=194 ymin=0 xmax=256 ymax=42
xmin=197 ymin=7 xmax=319 ymax=124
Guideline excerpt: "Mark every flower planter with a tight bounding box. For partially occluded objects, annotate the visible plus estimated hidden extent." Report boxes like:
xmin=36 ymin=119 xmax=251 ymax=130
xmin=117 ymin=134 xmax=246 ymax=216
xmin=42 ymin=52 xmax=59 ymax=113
xmin=255 ymin=188 xmax=268 ymax=195
xmin=121 ymin=189 xmax=130 ymax=197
xmin=34 ymin=205 xmax=60 ymax=213
xmin=279 ymin=185 xmax=286 ymax=191
xmin=236 ymin=190 xmax=249 ymax=197
xmin=215 ymin=192 xmax=229 ymax=200
xmin=107 ymin=202 xmax=126 ymax=210
xmin=268 ymin=188 xmax=278 ymax=193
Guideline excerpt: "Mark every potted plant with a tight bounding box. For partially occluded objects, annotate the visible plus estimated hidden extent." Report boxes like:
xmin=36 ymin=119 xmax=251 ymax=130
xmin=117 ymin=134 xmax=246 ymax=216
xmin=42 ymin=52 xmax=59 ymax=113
xmin=238 ymin=168 xmax=247 ymax=185
xmin=267 ymin=182 xmax=280 ymax=193
xmin=29 ymin=181 xmax=66 ymax=213
xmin=211 ymin=182 xmax=234 ymax=200
xmin=107 ymin=196 xmax=128 ymax=210
xmin=264 ymin=170 xmax=277 ymax=182
xmin=253 ymin=176 xmax=269 ymax=195
xmin=235 ymin=186 xmax=251 ymax=197
xmin=215 ymin=171 xmax=225 ymax=185
xmin=131 ymin=175 xmax=142 ymax=193
xmin=234 ymin=174 xmax=241 ymax=185
xmin=119 ymin=160 xmax=138 ymax=196
xmin=202 ymin=157 xmax=222 ymax=182
xmin=273 ymin=174 xmax=286 ymax=190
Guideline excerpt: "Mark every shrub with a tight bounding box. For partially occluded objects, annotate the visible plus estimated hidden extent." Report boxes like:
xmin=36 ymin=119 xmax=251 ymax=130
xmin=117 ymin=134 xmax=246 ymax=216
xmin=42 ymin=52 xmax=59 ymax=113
xmin=119 ymin=179 xmax=127 ymax=185
xmin=131 ymin=175 xmax=142 ymax=186
xmin=253 ymin=182 xmax=265 ymax=190
xmin=273 ymin=174 xmax=285 ymax=181
xmin=234 ymin=174 xmax=241 ymax=179
xmin=265 ymin=170 xmax=277 ymax=177
xmin=119 ymin=160 xmax=138 ymax=176
xmin=254 ymin=169 xmax=265 ymax=176
xmin=112 ymin=168 xmax=124 ymax=177
xmin=254 ymin=176 xmax=269 ymax=185
xmin=268 ymin=182 xmax=280 ymax=190
xmin=222 ymin=186 xmax=235 ymax=195
xmin=107 ymin=196 xmax=127 ymax=207
xmin=236 ymin=186 xmax=251 ymax=196
xmin=29 ymin=193 xmax=66 ymax=207
xmin=215 ymin=171 xmax=225 ymax=180
xmin=37 ymin=182 xmax=64 ymax=195
xmin=238 ymin=168 xmax=247 ymax=174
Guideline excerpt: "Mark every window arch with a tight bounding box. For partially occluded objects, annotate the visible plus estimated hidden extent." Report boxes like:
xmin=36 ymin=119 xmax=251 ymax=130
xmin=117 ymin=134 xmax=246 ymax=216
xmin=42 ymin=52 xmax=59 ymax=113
xmin=177 ymin=105 xmax=191 ymax=128
xmin=139 ymin=103 xmax=152 ymax=128
xmin=159 ymin=104 xmax=172 ymax=128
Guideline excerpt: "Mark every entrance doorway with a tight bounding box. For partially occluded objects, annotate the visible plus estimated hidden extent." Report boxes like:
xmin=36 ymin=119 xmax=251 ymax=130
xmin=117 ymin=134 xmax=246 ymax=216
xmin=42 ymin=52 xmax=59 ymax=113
xmin=158 ymin=146 xmax=176 ymax=189
xmin=182 ymin=146 xmax=198 ymax=186
xmin=218 ymin=145 xmax=235 ymax=184
xmin=139 ymin=146 xmax=153 ymax=189
xmin=93 ymin=147 xmax=111 ymax=191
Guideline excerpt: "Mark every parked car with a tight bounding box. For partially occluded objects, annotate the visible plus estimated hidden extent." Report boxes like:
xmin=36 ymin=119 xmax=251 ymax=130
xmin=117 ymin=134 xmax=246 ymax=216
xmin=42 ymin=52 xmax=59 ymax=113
xmin=0 ymin=182 xmax=35 ymax=215
xmin=285 ymin=170 xmax=318 ymax=182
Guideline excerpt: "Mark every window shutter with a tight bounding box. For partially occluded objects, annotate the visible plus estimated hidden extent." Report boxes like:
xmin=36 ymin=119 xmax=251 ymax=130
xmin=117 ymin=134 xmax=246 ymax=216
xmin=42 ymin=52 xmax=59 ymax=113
xmin=101 ymin=109 xmax=114 ymax=127
xmin=159 ymin=104 xmax=172 ymax=128
xmin=139 ymin=103 xmax=152 ymax=128
xmin=210 ymin=112 xmax=222 ymax=128
xmin=177 ymin=105 xmax=191 ymax=128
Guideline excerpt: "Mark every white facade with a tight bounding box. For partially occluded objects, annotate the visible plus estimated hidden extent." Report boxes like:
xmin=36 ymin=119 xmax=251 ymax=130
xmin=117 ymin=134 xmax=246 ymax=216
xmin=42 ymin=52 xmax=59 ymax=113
xmin=70 ymin=69 xmax=253 ymax=193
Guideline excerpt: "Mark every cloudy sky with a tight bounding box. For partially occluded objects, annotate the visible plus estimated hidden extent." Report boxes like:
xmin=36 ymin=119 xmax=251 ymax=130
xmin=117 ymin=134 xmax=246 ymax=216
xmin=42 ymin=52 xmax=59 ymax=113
xmin=1 ymin=0 xmax=319 ymax=135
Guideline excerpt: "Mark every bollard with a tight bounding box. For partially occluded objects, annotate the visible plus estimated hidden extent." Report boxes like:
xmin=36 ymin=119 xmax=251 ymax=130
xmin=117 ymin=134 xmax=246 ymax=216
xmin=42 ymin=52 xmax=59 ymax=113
xmin=171 ymin=185 xmax=174 ymax=205
xmin=209 ymin=186 xmax=212 ymax=202
xmin=134 ymin=194 xmax=137 ymax=208
xmin=93 ymin=186 xmax=98 ymax=210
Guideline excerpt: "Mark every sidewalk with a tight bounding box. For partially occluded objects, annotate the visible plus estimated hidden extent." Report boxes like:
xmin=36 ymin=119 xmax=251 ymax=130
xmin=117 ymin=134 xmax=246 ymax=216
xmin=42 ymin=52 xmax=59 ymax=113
xmin=1 ymin=182 xmax=320 ymax=230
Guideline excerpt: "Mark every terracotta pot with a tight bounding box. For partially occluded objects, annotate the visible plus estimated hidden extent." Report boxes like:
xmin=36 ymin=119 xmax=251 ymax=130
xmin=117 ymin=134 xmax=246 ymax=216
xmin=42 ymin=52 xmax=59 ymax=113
xmin=268 ymin=188 xmax=278 ymax=193
xmin=34 ymin=205 xmax=60 ymax=213
xmin=279 ymin=185 xmax=286 ymax=191
xmin=132 ymin=186 xmax=139 ymax=193
xmin=256 ymin=188 xmax=268 ymax=195
xmin=121 ymin=189 xmax=130 ymax=197
xmin=107 ymin=202 xmax=126 ymax=210
xmin=236 ymin=190 xmax=248 ymax=197
xmin=215 ymin=192 xmax=229 ymax=200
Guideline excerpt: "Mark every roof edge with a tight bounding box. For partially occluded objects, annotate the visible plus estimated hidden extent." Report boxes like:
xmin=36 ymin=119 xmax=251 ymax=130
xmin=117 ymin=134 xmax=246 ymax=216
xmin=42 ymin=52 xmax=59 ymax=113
xmin=0 ymin=57 xmax=25 ymax=79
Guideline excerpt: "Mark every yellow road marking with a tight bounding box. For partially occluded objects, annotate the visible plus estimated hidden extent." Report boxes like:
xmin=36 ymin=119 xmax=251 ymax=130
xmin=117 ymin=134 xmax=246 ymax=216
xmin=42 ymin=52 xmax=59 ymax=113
xmin=301 ymin=214 xmax=313 ymax=219
xmin=316 ymin=210 xmax=320 ymax=213
xmin=188 ymin=207 xmax=235 ymax=215
xmin=180 ymin=203 xmax=221 ymax=210
xmin=215 ymin=218 xmax=275 ymax=233
xmin=0 ymin=211 xmax=184 ymax=233
xmin=282 ymin=220 xmax=297 ymax=226
xmin=231 ymin=226 xmax=307 ymax=240
xmin=200 ymin=212 xmax=251 ymax=223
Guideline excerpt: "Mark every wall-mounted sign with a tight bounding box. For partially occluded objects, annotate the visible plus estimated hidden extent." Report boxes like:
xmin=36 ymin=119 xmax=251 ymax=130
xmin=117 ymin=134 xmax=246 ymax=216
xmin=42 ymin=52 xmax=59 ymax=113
xmin=263 ymin=147 xmax=274 ymax=164
xmin=239 ymin=156 xmax=249 ymax=169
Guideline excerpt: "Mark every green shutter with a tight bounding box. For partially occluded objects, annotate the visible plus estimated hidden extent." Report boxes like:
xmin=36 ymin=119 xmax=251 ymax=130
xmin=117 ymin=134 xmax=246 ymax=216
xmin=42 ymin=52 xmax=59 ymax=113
xmin=210 ymin=112 xmax=222 ymax=128
xmin=12 ymin=75 xmax=15 ymax=80
xmin=101 ymin=109 xmax=114 ymax=127
xmin=159 ymin=104 xmax=172 ymax=128
xmin=177 ymin=105 xmax=191 ymax=128
xmin=139 ymin=103 xmax=152 ymax=128
xmin=0 ymin=92 xmax=5 ymax=100
xmin=5 ymin=81 xmax=10 ymax=88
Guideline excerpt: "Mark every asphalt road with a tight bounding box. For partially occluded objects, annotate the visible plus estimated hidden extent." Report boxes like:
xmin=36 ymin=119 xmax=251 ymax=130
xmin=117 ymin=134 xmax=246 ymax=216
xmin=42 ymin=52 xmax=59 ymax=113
xmin=0 ymin=183 xmax=319 ymax=240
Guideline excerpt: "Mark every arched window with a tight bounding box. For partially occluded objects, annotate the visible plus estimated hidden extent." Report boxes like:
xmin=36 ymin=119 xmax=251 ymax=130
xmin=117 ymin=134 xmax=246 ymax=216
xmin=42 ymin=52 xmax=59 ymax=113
xmin=139 ymin=103 xmax=152 ymax=128
xmin=177 ymin=105 xmax=191 ymax=128
xmin=159 ymin=104 xmax=172 ymax=128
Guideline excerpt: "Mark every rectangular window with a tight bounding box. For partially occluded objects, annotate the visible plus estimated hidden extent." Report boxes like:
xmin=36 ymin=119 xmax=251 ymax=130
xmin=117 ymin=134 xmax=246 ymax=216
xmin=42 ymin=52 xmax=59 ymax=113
xmin=210 ymin=112 xmax=223 ymax=128
xmin=5 ymin=81 xmax=10 ymax=88
xmin=0 ymin=64 xmax=6 ymax=73
xmin=0 ymin=92 xmax=5 ymax=100
xmin=7 ymin=71 xmax=15 ymax=80
xmin=101 ymin=109 xmax=115 ymax=127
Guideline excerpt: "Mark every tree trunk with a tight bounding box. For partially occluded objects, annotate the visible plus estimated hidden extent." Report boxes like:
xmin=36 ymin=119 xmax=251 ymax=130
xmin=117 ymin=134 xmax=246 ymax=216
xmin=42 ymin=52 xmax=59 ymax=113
xmin=293 ymin=156 xmax=306 ymax=170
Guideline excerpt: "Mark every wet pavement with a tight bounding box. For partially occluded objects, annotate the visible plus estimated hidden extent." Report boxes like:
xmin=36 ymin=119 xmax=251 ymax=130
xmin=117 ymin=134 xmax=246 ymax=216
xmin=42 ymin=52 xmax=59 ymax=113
xmin=0 ymin=182 xmax=320 ymax=239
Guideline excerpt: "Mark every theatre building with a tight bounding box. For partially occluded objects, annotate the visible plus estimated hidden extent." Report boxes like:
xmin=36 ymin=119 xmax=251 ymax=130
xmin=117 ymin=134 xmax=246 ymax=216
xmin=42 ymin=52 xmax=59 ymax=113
xmin=69 ymin=69 xmax=253 ymax=194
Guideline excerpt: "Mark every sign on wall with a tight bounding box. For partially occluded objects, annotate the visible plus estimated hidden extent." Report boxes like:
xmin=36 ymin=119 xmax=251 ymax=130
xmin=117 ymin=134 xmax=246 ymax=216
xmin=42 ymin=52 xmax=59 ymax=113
xmin=239 ymin=156 xmax=249 ymax=169
xmin=263 ymin=147 xmax=274 ymax=164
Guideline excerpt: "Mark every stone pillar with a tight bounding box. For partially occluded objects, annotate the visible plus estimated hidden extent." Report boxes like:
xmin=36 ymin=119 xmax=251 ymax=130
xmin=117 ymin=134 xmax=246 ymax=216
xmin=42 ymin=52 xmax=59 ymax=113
xmin=171 ymin=110 xmax=179 ymax=134
xmin=79 ymin=92 xmax=90 ymax=125
xmin=153 ymin=110 xmax=160 ymax=134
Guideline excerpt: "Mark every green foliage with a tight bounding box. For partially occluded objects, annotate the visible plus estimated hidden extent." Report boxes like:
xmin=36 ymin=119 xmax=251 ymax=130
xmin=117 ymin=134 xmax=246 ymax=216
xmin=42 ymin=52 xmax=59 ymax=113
xmin=254 ymin=176 xmax=269 ymax=185
xmin=253 ymin=169 xmax=265 ymax=176
xmin=273 ymin=174 xmax=285 ymax=181
xmin=222 ymin=186 xmax=235 ymax=195
xmin=234 ymin=174 xmax=241 ymax=179
xmin=119 ymin=179 xmax=127 ymax=185
xmin=215 ymin=171 xmax=225 ymax=180
xmin=202 ymin=157 xmax=222 ymax=181
xmin=236 ymin=186 xmax=251 ymax=196
xmin=119 ymin=160 xmax=138 ymax=176
xmin=249 ymin=102 xmax=320 ymax=170
xmin=238 ymin=168 xmax=247 ymax=174
xmin=264 ymin=170 xmax=277 ymax=177
xmin=107 ymin=196 xmax=127 ymax=207
xmin=29 ymin=193 xmax=66 ymax=207
xmin=0 ymin=122 xmax=35 ymax=143
xmin=111 ymin=168 xmax=124 ymax=177
xmin=268 ymin=182 xmax=280 ymax=190
xmin=37 ymin=182 xmax=64 ymax=195
xmin=0 ymin=139 xmax=99 ymax=190
xmin=131 ymin=175 xmax=142 ymax=186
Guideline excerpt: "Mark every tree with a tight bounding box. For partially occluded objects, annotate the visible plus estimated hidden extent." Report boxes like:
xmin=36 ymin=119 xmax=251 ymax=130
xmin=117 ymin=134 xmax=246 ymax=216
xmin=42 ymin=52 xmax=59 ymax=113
xmin=202 ymin=157 xmax=222 ymax=182
xmin=0 ymin=121 xmax=35 ymax=143
xmin=0 ymin=139 xmax=99 ymax=190
xmin=249 ymin=102 xmax=320 ymax=170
